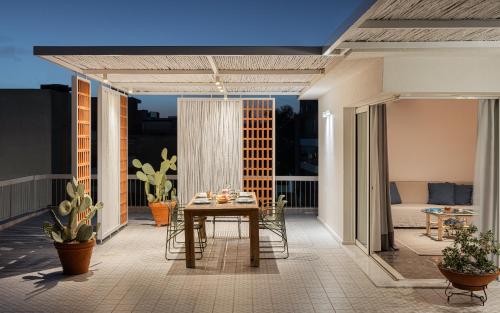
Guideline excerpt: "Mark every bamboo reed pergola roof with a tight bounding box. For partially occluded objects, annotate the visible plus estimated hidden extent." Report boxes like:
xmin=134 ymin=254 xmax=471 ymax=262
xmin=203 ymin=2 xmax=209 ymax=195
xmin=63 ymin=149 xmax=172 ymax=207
xmin=324 ymin=0 xmax=500 ymax=54
xmin=33 ymin=46 xmax=335 ymax=95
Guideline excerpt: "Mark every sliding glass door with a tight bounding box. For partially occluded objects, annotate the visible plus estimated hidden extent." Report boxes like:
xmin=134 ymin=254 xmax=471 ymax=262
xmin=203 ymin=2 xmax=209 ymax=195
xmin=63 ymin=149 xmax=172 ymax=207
xmin=355 ymin=107 xmax=370 ymax=254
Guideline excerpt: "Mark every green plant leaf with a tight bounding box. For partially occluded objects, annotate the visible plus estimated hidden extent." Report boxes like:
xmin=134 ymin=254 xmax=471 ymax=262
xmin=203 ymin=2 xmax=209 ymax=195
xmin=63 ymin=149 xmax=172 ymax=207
xmin=76 ymin=183 xmax=85 ymax=196
xmin=94 ymin=201 xmax=104 ymax=210
xmin=51 ymin=230 xmax=64 ymax=243
xmin=136 ymin=171 xmax=148 ymax=182
xmin=160 ymin=160 xmax=170 ymax=174
xmin=58 ymin=200 xmax=72 ymax=216
xmin=79 ymin=195 xmax=91 ymax=213
xmin=148 ymin=175 xmax=155 ymax=185
xmin=170 ymin=163 xmax=177 ymax=171
xmin=66 ymin=182 xmax=75 ymax=198
xmin=132 ymin=159 xmax=142 ymax=168
xmin=72 ymin=177 xmax=78 ymax=188
xmin=161 ymin=148 xmax=168 ymax=160
xmin=164 ymin=180 xmax=172 ymax=193
xmin=170 ymin=155 xmax=177 ymax=164
xmin=147 ymin=194 xmax=156 ymax=203
xmin=76 ymin=224 xmax=94 ymax=242
xmin=142 ymin=163 xmax=155 ymax=176
xmin=43 ymin=222 xmax=53 ymax=238
xmin=154 ymin=172 xmax=163 ymax=186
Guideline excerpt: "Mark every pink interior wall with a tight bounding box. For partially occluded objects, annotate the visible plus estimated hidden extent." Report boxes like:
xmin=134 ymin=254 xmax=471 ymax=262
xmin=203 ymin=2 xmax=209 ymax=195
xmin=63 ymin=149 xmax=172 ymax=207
xmin=387 ymin=99 xmax=478 ymax=182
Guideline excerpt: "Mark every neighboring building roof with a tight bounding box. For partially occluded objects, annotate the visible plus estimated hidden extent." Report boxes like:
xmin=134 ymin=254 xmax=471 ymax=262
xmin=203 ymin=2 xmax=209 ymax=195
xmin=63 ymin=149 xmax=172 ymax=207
xmin=33 ymin=46 xmax=335 ymax=95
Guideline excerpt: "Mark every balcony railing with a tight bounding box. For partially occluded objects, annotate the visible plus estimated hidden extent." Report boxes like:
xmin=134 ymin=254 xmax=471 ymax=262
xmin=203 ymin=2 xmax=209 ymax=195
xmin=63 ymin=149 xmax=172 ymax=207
xmin=0 ymin=174 xmax=318 ymax=223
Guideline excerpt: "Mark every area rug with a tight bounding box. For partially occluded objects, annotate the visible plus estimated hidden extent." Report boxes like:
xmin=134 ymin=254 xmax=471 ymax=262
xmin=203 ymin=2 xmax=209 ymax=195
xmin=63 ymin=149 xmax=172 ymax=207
xmin=394 ymin=228 xmax=453 ymax=256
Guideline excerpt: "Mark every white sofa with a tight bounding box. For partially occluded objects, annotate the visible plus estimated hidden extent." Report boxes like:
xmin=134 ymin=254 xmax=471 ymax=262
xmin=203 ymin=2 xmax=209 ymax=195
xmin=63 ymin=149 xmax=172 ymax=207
xmin=391 ymin=181 xmax=474 ymax=228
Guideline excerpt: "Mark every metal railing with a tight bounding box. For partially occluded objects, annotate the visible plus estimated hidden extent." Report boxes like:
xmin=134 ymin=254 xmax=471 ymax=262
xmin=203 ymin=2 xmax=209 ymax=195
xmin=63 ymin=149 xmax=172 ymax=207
xmin=0 ymin=174 xmax=318 ymax=222
xmin=0 ymin=175 xmax=73 ymax=222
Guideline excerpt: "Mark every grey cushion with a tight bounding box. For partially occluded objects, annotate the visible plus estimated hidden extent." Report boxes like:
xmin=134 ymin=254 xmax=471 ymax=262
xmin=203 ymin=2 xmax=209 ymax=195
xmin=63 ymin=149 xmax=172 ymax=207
xmin=428 ymin=183 xmax=455 ymax=205
xmin=454 ymin=184 xmax=473 ymax=205
xmin=390 ymin=182 xmax=402 ymax=204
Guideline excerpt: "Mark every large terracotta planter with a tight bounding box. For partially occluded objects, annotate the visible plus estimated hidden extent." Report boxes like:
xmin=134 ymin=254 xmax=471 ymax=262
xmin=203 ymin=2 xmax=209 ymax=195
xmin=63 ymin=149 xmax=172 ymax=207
xmin=149 ymin=201 xmax=176 ymax=226
xmin=438 ymin=263 xmax=499 ymax=291
xmin=54 ymin=239 xmax=95 ymax=275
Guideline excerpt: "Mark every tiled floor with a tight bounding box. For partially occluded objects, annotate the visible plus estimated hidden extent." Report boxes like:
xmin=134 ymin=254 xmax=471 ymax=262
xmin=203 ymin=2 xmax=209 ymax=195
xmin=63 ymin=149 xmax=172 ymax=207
xmin=377 ymin=245 xmax=443 ymax=279
xmin=0 ymin=212 xmax=500 ymax=312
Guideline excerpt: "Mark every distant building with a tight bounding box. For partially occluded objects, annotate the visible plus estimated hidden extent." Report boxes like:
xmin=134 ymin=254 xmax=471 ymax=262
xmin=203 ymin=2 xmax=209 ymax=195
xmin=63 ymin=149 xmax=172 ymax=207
xmin=0 ymin=85 xmax=71 ymax=180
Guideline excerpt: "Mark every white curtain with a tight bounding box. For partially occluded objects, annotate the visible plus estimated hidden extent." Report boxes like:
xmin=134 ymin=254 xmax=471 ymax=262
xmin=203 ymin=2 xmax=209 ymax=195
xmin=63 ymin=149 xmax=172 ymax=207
xmin=474 ymin=99 xmax=499 ymax=265
xmin=97 ymin=86 xmax=122 ymax=240
xmin=177 ymin=98 xmax=243 ymax=204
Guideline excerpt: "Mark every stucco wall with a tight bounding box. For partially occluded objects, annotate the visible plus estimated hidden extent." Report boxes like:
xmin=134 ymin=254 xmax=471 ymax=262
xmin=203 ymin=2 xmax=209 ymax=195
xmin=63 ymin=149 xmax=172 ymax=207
xmin=387 ymin=99 xmax=478 ymax=182
xmin=318 ymin=58 xmax=384 ymax=241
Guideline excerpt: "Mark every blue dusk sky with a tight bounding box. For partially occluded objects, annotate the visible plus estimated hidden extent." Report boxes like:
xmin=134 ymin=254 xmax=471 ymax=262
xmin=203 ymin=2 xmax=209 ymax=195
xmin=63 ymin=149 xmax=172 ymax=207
xmin=0 ymin=0 xmax=371 ymax=115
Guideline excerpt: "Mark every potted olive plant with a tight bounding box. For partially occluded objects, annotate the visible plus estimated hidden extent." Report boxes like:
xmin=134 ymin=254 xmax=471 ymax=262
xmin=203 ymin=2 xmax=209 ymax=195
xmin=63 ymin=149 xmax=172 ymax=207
xmin=43 ymin=177 xmax=103 ymax=275
xmin=439 ymin=225 xmax=500 ymax=304
xmin=133 ymin=148 xmax=177 ymax=226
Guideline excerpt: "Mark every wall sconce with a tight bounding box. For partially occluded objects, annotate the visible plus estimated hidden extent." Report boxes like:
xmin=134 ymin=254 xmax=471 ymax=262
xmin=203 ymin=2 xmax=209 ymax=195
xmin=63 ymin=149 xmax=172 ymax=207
xmin=322 ymin=110 xmax=332 ymax=118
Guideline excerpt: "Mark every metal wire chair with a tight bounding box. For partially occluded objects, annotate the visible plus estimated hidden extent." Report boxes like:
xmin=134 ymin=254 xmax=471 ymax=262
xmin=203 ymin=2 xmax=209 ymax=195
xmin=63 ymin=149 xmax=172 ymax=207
xmin=259 ymin=195 xmax=289 ymax=259
xmin=165 ymin=203 xmax=207 ymax=260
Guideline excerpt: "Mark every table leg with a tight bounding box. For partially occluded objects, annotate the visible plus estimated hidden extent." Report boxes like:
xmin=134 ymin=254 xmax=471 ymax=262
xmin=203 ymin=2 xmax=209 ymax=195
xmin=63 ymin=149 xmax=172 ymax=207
xmin=426 ymin=214 xmax=431 ymax=236
xmin=184 ymin=211 xmax=195 ymax=268
xmin=437 ymin=216 xmax=443 ymax=241
xmin=249 ymin=211 xmax=260 ymax=267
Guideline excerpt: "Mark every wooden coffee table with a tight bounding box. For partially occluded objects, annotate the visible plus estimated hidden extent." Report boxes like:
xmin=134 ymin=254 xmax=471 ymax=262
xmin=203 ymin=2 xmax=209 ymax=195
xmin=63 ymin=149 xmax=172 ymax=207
xmin=423 ymin=208 xmax=476 ymax=241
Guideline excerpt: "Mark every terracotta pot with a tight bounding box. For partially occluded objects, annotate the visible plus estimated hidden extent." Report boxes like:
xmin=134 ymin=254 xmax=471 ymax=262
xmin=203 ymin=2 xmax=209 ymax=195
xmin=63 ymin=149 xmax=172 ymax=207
xmin=438 ymin=263 xmax=499 ymax=291
xmin=149 ymin=201 xmax=176 ymax=226
xmin=54 ymin=239 xmax=95 ymax=275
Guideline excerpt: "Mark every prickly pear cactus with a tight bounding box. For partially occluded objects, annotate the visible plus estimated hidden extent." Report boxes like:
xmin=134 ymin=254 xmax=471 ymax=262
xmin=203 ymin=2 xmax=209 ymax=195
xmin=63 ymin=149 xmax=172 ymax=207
xmin=132 ymin=148 xmax=177 ymax=203
xmin=43 ymin=178 xmax=103 ymax=243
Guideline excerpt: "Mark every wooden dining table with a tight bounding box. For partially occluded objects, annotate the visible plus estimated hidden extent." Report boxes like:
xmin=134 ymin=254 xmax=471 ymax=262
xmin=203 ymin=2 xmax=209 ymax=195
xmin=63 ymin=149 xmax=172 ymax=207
xmin=184 ymin=192 xmax=260 ymax=268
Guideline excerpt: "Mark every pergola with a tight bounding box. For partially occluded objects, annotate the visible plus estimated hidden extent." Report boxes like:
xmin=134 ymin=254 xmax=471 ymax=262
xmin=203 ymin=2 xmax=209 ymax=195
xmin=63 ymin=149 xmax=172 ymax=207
xmin=34 ymin=46 xmax=336 ymax=96
xmin=33 ymin=46 xmax=338 ymax=241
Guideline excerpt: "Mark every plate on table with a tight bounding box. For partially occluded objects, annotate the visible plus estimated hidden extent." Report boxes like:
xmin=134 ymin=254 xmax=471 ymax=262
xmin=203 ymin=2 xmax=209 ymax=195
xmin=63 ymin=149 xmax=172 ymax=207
xmin=193 ymin=198 xmax=210 ymax=204
xmin=236 ymin=197 xmax=255 ymax=203
xmin=238 ymin=192 xmax=252 ymax=197
xmin=195 ymin=192 xmax=207 ymax=198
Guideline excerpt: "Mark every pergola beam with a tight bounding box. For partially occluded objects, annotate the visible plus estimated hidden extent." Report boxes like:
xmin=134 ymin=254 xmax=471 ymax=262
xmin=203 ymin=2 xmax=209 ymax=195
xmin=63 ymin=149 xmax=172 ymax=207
xmin=338 ymin=41 xmax=500 ymax=50
xmin=359 ymin=19 xmax=500 ymax=29
xmin=113 ymin=82 xmax=310 ymax=87
xmin=132 ymin=91 xmax=301 ymax=96
xmin=81 ymin=69 xmax=323 ymax=75
xmin=34 ymin=46 xmax=323 ymax=56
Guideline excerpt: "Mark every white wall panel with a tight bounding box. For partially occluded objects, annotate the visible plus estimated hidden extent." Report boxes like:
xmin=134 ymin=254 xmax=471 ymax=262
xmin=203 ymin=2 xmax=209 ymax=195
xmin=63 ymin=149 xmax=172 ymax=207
xmin=177 ymin=98 xmax=243 ymax=204
xmin=97 ymin=86 xmax=122 ymax=240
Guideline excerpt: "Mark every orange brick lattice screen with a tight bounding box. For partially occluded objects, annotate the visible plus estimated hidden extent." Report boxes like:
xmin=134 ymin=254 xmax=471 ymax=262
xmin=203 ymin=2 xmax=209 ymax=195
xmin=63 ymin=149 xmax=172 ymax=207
xmin=72 ymin=77 xmax=91 ymax=223
xmin=120 ymin=95 xmax=128 ymax=225
xmin=242 ymin=99 xmax=275 ymax=205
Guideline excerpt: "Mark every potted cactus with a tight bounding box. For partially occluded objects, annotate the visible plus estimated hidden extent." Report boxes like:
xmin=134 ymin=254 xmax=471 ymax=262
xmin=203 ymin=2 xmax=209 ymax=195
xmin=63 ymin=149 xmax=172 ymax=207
xmin=133 ymin=148 xmax=177 ymax=226
xmin=43 ymin=177 xmax=103 ymax=275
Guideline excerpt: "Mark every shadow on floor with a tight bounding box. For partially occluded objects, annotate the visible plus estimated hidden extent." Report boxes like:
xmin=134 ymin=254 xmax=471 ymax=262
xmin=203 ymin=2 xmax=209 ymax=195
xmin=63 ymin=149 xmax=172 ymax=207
xmin=0 ymin=212 xmax=63 ymax=279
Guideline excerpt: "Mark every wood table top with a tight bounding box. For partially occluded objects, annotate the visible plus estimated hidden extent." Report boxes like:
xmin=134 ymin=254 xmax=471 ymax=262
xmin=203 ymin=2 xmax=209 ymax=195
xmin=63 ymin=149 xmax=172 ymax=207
xmin=185 ymin=192 xmax=259 ymax=212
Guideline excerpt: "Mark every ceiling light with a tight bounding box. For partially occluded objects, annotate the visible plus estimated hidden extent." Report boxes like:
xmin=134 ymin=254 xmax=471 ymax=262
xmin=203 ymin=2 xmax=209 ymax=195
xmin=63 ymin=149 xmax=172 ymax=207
xmin=103 ymin=79 xmax=109 ymax=83
xmin=219 ymin=89 xmax=224 ymax=93
xmin=128 ymin=89 xmax=133 ymax=94
xmin=217 ymin=85 xmax=222 ymax=89
xmin=215 ymin=81 xmax=221 ymax=86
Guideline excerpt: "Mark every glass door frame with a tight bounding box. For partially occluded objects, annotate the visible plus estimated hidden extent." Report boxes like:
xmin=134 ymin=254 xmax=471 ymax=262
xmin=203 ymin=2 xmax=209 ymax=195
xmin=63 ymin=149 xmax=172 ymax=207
xmin=355 ymin=105 xmax=370 ymax=255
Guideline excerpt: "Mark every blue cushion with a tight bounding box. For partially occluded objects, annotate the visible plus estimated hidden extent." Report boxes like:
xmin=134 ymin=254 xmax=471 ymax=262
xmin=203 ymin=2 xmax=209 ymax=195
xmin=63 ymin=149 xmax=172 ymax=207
xmin=390 ymin=182 xmax=402 ymax=204
xmin=454 ymin=184 xmax=473 ymax=205
xmin=428 ymin=183 xmax=455 ymax=205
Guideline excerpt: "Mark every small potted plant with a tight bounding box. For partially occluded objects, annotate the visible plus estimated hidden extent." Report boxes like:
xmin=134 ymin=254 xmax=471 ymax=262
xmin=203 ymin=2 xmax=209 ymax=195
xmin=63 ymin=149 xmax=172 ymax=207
xmin=132 ymin=148 xmax=177 ymax=226
xmin=43 ymin=177 xmax=103 ymax=275
xmin=439 ymin=225 xmax=500 ymax=303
